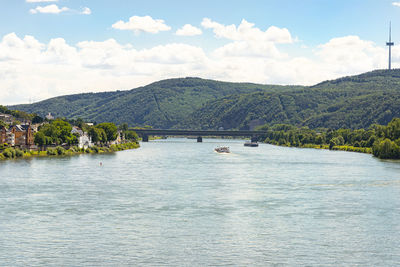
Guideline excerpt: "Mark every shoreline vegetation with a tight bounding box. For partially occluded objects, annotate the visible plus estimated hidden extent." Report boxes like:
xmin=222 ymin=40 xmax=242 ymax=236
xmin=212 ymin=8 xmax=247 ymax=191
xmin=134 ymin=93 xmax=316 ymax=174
xmin=2 ymin=105 xmax=400 ymax=160
xmin=0 ymin=142 xmax=139 ymax=160
xmin=1 ymin=105 xmax=140 ymax=161
xmin=257 ymin=117 xmax=400 ymax=160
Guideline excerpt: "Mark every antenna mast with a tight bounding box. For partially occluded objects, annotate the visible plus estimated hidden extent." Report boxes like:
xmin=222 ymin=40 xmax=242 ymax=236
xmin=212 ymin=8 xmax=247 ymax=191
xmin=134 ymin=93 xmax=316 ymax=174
xmin=386 ymin=22 xmax=394 ymax=70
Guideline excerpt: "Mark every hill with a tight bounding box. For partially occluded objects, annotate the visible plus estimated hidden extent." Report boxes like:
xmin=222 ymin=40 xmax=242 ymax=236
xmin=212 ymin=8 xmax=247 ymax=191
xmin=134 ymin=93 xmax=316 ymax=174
xmin=8 ymin=70 xmax=400 ymax=130
xmin=9 ymin=77 xmax=300 ymax=129
xmin=180 ymin=69 xmax=400 ymax=130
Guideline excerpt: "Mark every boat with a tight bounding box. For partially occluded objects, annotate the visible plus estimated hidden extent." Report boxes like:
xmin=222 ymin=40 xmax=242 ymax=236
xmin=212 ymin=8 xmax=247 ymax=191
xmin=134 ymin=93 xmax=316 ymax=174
xmin=244 ymin=142 xmax=258 ymax=147
xmin=214 ymin=146 xmax=230 ymax=153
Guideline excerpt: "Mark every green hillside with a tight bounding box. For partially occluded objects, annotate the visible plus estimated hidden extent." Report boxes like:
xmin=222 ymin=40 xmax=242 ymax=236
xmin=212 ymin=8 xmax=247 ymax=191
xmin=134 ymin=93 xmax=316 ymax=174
xmin=181 ymin=69 xmax=400 ymax=130
xmin=8 ymin=70 xmax=400 ymax=130
xmin=10 ymin=77 xmax=300 ymax=128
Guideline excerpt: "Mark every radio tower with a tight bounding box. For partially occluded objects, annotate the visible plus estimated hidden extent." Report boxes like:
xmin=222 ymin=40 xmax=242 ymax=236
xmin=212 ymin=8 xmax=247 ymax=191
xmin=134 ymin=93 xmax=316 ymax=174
xmin=386 ymin=22 xmax=394 ymax=70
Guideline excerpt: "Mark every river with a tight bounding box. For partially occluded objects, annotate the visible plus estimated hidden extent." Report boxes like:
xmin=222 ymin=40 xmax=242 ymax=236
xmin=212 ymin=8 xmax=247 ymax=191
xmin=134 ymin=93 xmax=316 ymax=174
xmin=1 ymin=138 xmax=400 ymax=266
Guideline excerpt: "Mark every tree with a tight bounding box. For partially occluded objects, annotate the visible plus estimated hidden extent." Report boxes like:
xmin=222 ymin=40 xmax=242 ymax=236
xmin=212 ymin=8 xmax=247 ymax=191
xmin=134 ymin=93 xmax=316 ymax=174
xmin=32 ymin=114 xmax=44 ymax=124
xmin=124 ymin=130 xmax=138 ymax=141
xmin=96 ymin=123 xmax=118 ymax=142
xmin=119 ymin=123 xmax=129 ymax=131
xmin=52 ymin=120 xmax=72 ymax=143
xmin=88 ymin=127 xmax=100 ymax=143
xmin=88 ymin=126 xmax=108 ymax=144
xmin=34 ymin=132 xmax=46 ymax=147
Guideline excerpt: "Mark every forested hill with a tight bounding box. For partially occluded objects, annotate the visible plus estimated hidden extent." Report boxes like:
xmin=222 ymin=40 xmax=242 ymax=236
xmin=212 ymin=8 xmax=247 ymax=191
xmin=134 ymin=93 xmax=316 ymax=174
xmin=181 ymin=69 xmax=400 ymax=130
xmin=10 ymin=78 xmax=299 ymax=128
xmin=8 ymin=70 xmax=400 ymax=130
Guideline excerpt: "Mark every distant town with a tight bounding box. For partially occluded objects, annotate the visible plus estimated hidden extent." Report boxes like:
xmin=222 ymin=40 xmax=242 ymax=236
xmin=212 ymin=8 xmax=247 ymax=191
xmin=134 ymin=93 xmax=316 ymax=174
xmin=0 ymin=107 xmax=139 ymax=160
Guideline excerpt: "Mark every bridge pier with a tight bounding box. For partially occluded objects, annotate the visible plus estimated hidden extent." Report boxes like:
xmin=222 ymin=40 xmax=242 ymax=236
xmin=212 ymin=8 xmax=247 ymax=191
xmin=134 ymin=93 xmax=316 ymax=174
xmin=142 ymin=134 xmax=149 ymax=142
xmin=197 ymin=136 xmax=202 ymax=142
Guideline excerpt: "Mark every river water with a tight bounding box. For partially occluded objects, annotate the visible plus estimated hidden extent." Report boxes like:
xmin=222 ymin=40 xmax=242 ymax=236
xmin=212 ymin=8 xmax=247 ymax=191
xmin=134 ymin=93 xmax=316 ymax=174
xmin=0 ymin=138 xmax=400 ymax=266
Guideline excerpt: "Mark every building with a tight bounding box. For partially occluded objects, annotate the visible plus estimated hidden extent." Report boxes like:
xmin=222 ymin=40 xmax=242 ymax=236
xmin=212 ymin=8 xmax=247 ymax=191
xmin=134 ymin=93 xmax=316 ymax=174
xmin=1 ymin=127 xmax=15 ymax=146
xmin=71 ymin=126 xmax=93 ymax=149
xmin=0 ymin=113 xmax=13 ymax=124
xmin=0 ymin=124 xmax=34 ymax=148
xmin=45 ymin=113 xmax=54 ymax=120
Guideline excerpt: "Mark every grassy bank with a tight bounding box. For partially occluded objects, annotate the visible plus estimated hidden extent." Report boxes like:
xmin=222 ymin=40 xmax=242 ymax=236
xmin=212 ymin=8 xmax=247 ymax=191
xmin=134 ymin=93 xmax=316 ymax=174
xmin=264 ymin=142 xmax=373 ymax=155
xmin=0 ymin=142 xmax=140 ymax=160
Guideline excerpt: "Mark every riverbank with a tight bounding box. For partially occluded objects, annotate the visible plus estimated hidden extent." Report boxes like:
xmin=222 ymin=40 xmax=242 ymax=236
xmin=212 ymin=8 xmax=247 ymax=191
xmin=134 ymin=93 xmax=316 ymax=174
xmin=0 ymin=142 xmax=140 ymax=160
xmin=265 ymin=142 xmax=373 ymax=154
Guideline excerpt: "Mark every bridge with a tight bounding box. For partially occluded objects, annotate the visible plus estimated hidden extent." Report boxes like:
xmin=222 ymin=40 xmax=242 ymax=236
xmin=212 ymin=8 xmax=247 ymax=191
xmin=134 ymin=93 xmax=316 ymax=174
xmin=132 ymin=129 xmax=266 ymax=142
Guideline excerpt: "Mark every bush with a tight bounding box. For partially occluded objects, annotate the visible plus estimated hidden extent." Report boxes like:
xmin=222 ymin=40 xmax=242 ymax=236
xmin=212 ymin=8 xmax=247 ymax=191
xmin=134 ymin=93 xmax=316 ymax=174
xmin=373 ymin=138 xmax=400 ymax=159
xmin=2 ymin=148 xmax=15 ymax=158
xmin=15 ymin=149 xmax=24 ymax=157
xmin=47 ymin=148 xmax=57 ymax=155
xmin=56 ymin=146 xmax=65 ymax=155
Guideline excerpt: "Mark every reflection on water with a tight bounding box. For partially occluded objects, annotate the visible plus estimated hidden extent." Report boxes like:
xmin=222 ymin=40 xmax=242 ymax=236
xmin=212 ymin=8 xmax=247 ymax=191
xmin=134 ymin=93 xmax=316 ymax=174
xmin=0 ymin=138 xmax=400 ymax=266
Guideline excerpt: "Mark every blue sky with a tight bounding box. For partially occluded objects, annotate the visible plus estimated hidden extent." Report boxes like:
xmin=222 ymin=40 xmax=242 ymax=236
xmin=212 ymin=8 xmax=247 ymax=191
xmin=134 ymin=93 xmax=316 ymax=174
xmin=1 ymin=0 xmax=400 ymax=104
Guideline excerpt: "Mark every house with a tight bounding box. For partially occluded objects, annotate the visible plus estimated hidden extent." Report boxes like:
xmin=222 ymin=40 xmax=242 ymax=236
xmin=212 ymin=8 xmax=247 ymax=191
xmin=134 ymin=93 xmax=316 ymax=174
xmin=71 ymin=126 xmax=93 ymax=149
xmin=0 ymin=113 xmax=13 ymax=124
xmin=1 ymin=127 xmax=15 ymax=146
xmin=0 ymin=124 xmax=34 ymax=148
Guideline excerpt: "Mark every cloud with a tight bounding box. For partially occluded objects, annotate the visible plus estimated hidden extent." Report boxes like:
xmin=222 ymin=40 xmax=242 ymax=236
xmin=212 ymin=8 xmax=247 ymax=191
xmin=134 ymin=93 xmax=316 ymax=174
xmin=201 ymin=18 xmax=292 ymax=59
xmin=0 ymin=31 xmax=394 ymax=105
xmin=26 ymin=0 xmax=58 ymax=2
xmin=201 ymin=18 xmax=292 ymax=43
xmin=393 ymin=2 xmax=400 ymax=7
xmin=112 ymin=15 xmax=171 ymax=34
xmin=29 ymin=4 xmax=69 ymax=14
xmin=316 ymin=35 xmax=386 ymax=75
xmin=81 ymin=7 xmax=91 ymax=15
xmin=176 ymin=24 xmax=202 ymax=36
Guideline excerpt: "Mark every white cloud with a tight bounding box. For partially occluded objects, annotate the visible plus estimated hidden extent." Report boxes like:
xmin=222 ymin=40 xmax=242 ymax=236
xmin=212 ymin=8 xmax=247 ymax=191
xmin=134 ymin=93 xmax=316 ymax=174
xmin=316 ymin=35 xmax=386 ymax=75
xmin=112 ymin=15 xmax=171 ymax=34
xmin=0 ymin=30 xmax=394 ymax=105
xmin=201 ymin=18 xmax=292 ymax=59
xmin=176 ymin=24 xmax=202 ymax=36
xmin=201 ymin=18 xmax=292 ymax=43
xmin=26 ymin=0 xmax=58 ymax=2
xmin=393 ymin=2 xmax=400 ymax=7
xmin=30 ymin=4 xmax=69 ymax=14
xmin=81 ymin=7 xmax=91 ymax=15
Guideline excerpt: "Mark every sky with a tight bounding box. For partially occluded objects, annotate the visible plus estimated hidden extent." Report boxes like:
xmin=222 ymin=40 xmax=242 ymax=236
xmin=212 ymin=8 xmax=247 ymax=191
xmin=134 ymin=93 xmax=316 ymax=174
xmin=1 ymin=0 xmax=400 ymax=105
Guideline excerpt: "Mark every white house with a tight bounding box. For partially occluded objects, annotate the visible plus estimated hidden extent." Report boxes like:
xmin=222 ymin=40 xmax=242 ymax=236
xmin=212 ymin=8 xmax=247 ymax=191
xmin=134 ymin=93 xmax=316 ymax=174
xmin=71 ymin=126 xmax=93 ymax=149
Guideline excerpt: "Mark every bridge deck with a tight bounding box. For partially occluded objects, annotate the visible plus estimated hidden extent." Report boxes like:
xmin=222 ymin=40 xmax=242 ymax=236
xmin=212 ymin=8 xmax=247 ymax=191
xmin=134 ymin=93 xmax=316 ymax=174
xmin=132 ymin=129 xmax=265 ymax=137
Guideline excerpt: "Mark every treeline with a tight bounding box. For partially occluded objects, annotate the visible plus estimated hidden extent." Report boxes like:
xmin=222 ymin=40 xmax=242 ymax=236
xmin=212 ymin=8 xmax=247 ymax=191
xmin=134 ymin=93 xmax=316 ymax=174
xmin=34 ymin=119 xmax=138 ymax=147
xmin=0 ymin=142 xmax=139 ymax=160
xmin=257 ymin=118 xmax=400 ymax=159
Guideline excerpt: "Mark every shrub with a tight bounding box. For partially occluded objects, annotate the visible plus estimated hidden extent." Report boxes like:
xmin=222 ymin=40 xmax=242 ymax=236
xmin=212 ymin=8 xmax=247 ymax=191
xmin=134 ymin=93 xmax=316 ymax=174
xmin=56 ymin=146 xmax=66 ymax=155
xmin=15 ymin=149 xmax=24 ymax=157
xmin=373 ymin=138 xmax=400 ymax=159
xmin=2 ymin=148 xmax=15 ymax=158
xmin=47 ymin=148 xmax=57 ymax=155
